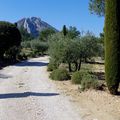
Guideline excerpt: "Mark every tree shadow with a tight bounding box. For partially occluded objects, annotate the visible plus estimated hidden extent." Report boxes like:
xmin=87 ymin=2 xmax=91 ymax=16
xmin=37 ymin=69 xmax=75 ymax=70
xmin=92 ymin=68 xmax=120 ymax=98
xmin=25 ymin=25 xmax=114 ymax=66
xmin=14 ymin=61 xmax=48 ymax=67
xmin=0 ymin=92 xmax=59 ymax=99
xmin=0 ymin=74 xmax=12 ymax=79
xmin=117 ymin=92 xmax=120 ymax=96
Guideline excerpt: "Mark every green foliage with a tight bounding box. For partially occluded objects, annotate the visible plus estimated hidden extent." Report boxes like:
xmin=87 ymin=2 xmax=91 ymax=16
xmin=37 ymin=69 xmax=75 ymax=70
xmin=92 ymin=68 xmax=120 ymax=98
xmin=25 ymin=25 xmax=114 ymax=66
xmin=21 ymin=40 xmax=48 ymax=56
xmin=62 ymin=25 xmax=80 ymax=38
xmin=30 ymin=40 xmax=48 ymax=55
xmin=71 ymin=71 xmax=86 ymax=84
xmin=17 ymin=52 xmax=28 ymax=60
xmin=48 ymin=33 xmax=66 ymax=66
xmin=39 ymin=28 xmax=56 ymax=41
xmin=80 ymin=33 xmax=100 ymax=61
xmin=49 ymin=31 xmax=101 ymax=72
xmin=105 ymin=0 xmax=120 ymax=95
xmin=50 ymin=68 xmax=70 ymax=81
xmin=72 ymin=70 xmax=100 ymax=91
xmin=47 ymin=59 xmax=58 ymax=71
xmin=62 ymin=25 xmax=67 ymax=36
xmin=99 ymin=32 xmax=104 ymax=44
xmin=19 ymin=48 xmax=34 ymax=58
xmin=89 ymin=0 xmax=105 ymax=16
xmin=80 ymin=74 xmax=99 ymax=91
xmin=0 ymin=21 xmax=21 ymax=60
xmin=67 ymin=26 xmax=80 ymax=39
xmin=4 ymin=46 xmax=20 ymax=60
xmin=49 ymin=32 xmax=82 ymax=72
xmin=21 ymin=41 xmax=31 ymax=48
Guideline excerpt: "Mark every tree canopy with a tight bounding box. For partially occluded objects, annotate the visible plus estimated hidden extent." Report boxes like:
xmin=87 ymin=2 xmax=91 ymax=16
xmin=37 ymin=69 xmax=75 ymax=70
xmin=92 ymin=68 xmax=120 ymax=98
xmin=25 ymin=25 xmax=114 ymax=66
xmin=49 ymin=32 xmax=100 ymax=72
xmin=67 ymin=26 xmax=80 ymax=39
xmin=89 ymin=0 xmax=105 ymax=16
xmin=39 ymin=28 xmax=56 ymax=41
xmin=0 ymin=21 xmax=21 ymax=59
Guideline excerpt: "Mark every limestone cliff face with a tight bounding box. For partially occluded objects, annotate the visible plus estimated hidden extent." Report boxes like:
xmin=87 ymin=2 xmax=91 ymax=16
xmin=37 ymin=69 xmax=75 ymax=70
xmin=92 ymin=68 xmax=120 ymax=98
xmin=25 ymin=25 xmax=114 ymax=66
xmin=17 ymin=17 xmax=57 ymax=37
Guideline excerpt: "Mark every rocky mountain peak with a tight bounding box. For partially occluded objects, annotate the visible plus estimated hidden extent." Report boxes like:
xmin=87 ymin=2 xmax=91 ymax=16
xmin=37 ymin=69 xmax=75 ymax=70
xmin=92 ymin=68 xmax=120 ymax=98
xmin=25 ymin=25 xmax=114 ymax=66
xmin=17 ymin=17 xmax=57 ymax=37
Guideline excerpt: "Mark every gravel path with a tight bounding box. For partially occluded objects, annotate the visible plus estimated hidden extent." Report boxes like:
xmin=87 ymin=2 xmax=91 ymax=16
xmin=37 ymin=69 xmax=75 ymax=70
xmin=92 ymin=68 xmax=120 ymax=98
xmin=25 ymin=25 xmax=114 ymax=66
xmin=0 ymin=56 xmax=82 ymax=120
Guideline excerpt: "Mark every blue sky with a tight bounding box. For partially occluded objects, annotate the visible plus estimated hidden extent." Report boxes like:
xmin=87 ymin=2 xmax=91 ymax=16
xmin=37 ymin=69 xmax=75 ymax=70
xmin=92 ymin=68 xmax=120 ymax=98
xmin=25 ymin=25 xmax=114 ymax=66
xmin=0 ymin=0 xmax=104 ymax=36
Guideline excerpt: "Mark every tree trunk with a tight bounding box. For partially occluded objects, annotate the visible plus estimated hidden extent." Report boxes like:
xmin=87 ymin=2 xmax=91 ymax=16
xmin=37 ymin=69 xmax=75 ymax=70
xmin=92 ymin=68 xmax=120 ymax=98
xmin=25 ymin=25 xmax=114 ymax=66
xmin=68 ymin=63 xmax=72 ymax=72
xmin=78 ymin=59 xmax=82 ymax=71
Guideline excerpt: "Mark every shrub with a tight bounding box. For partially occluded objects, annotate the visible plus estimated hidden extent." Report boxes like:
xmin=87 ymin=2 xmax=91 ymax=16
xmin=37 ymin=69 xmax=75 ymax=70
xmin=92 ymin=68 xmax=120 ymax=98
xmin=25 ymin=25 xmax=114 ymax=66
xmin=50 ymin=68 xmax=70 ymax=81
xmin=21 ymin=41 xmax=31 ymax=48
xmin=47 ymin=62 xmax=57 ymax=71
xmin=17 ymin=53 xmax=27 ymax=60
xmin=47 ymin=58 xmax=58 ymax=71
xmin=71 ymin=70 xmax=88 ymax=84
xmin=80 ymin=74 xmax=99 ymax=91
xmin=21 ymin=40 xmax=48 ymax=56
xmin=4 ymin=46 xmax=20 ymax=60
xmin=30 ymin=40 xmax=48 ymax=55
xmin=19 ymin=49 xmax=34 ymax=58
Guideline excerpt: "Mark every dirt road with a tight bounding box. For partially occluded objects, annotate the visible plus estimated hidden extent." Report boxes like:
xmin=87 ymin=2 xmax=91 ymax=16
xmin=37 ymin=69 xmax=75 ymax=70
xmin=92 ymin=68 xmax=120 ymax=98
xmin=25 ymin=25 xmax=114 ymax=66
xmin=0 ymin=56 xmax=82 ymax=120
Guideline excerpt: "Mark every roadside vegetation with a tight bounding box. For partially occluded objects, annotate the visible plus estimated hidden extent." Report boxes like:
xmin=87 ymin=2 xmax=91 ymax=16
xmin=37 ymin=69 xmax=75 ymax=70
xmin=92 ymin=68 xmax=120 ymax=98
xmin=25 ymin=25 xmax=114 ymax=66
xmin=0 ymin=21 xmax=21 ymax=68
xmin=19 ymin=27 xmax=55 ymax=59
xmin=48 ymin=25 xmax=105 ymax=91
xmin=0 ymin=25 xmax=55 ymax=68
xmin=0 ymin=0 xmax=119 ymax=95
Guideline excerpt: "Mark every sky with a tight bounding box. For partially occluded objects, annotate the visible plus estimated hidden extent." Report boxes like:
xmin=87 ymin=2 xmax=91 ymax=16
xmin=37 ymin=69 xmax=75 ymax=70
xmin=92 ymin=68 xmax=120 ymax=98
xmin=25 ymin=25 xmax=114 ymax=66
xmin=0 ymin=0 xmax=104 ymax=36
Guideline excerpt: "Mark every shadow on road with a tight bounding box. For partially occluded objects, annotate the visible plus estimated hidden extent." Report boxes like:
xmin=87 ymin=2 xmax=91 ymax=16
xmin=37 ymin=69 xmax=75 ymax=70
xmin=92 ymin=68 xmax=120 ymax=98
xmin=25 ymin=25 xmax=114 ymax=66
xmin=0 ymin=74 xmax=12 ymax=79
xmin=0 ymin=92 xmax=59 ymax=99
xmin=14 ymin=61 xmax=48 ymax=67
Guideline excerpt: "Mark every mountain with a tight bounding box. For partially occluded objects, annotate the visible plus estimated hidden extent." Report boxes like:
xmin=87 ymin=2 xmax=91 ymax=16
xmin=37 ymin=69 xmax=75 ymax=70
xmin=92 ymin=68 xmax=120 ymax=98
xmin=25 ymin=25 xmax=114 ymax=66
xmin=16 ymin=17 xmax=58 ymax=37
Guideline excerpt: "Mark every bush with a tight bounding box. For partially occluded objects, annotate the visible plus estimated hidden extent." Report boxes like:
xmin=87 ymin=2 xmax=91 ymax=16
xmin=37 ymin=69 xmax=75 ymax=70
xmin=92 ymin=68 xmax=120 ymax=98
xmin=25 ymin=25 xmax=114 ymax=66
xmin=47 ymin=58 xmax=58 ymax=71
xmin=47 ymin=62 xmax=57 ymax=71
xmin=4 ymin=46 xmax=20 ymax=60
xmin=72 ymin=70 xmax=102 ymax=91
xmin=80 ymin=74 xmax=99 ymax=91
xmin=19 ymin=48 xmax=34 ymax=58
xmin=21 ymin=41 xmax=31 ymax=48
xmin=17 ymin=52 xmax=28 ymax=60
xmin=21 ymin=40 xmax=48 ymax=56
xmin=71 ymin=70 xmax=88 ymax=84
xmin=30 ymin=40 xmax=48 ymax=55
xmin=50 ymin=68 xmax=70 ymax=81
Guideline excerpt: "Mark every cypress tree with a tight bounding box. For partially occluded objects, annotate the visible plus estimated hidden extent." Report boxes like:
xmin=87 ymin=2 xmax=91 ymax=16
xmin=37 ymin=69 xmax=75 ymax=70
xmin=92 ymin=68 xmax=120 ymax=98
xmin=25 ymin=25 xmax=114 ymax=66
xmin=62 ymin=25 xmax=67 ymax=36
xmin=105 ymin=0 xmax=120 ymax=94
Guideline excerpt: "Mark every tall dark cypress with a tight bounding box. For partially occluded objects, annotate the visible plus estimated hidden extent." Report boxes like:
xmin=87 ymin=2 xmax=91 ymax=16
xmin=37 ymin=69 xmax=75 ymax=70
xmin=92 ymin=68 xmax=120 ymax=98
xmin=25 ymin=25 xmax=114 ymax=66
xmin=62 ymin=25 xmax=67 ymax=36
xmin=105 ymin=0 xmax=120 ymax=94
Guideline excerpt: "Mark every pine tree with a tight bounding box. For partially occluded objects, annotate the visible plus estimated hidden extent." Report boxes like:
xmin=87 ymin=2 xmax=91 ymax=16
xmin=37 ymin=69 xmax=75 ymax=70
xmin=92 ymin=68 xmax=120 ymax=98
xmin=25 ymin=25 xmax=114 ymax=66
xmin=105 ymin=0 xmax=120 ymax=94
